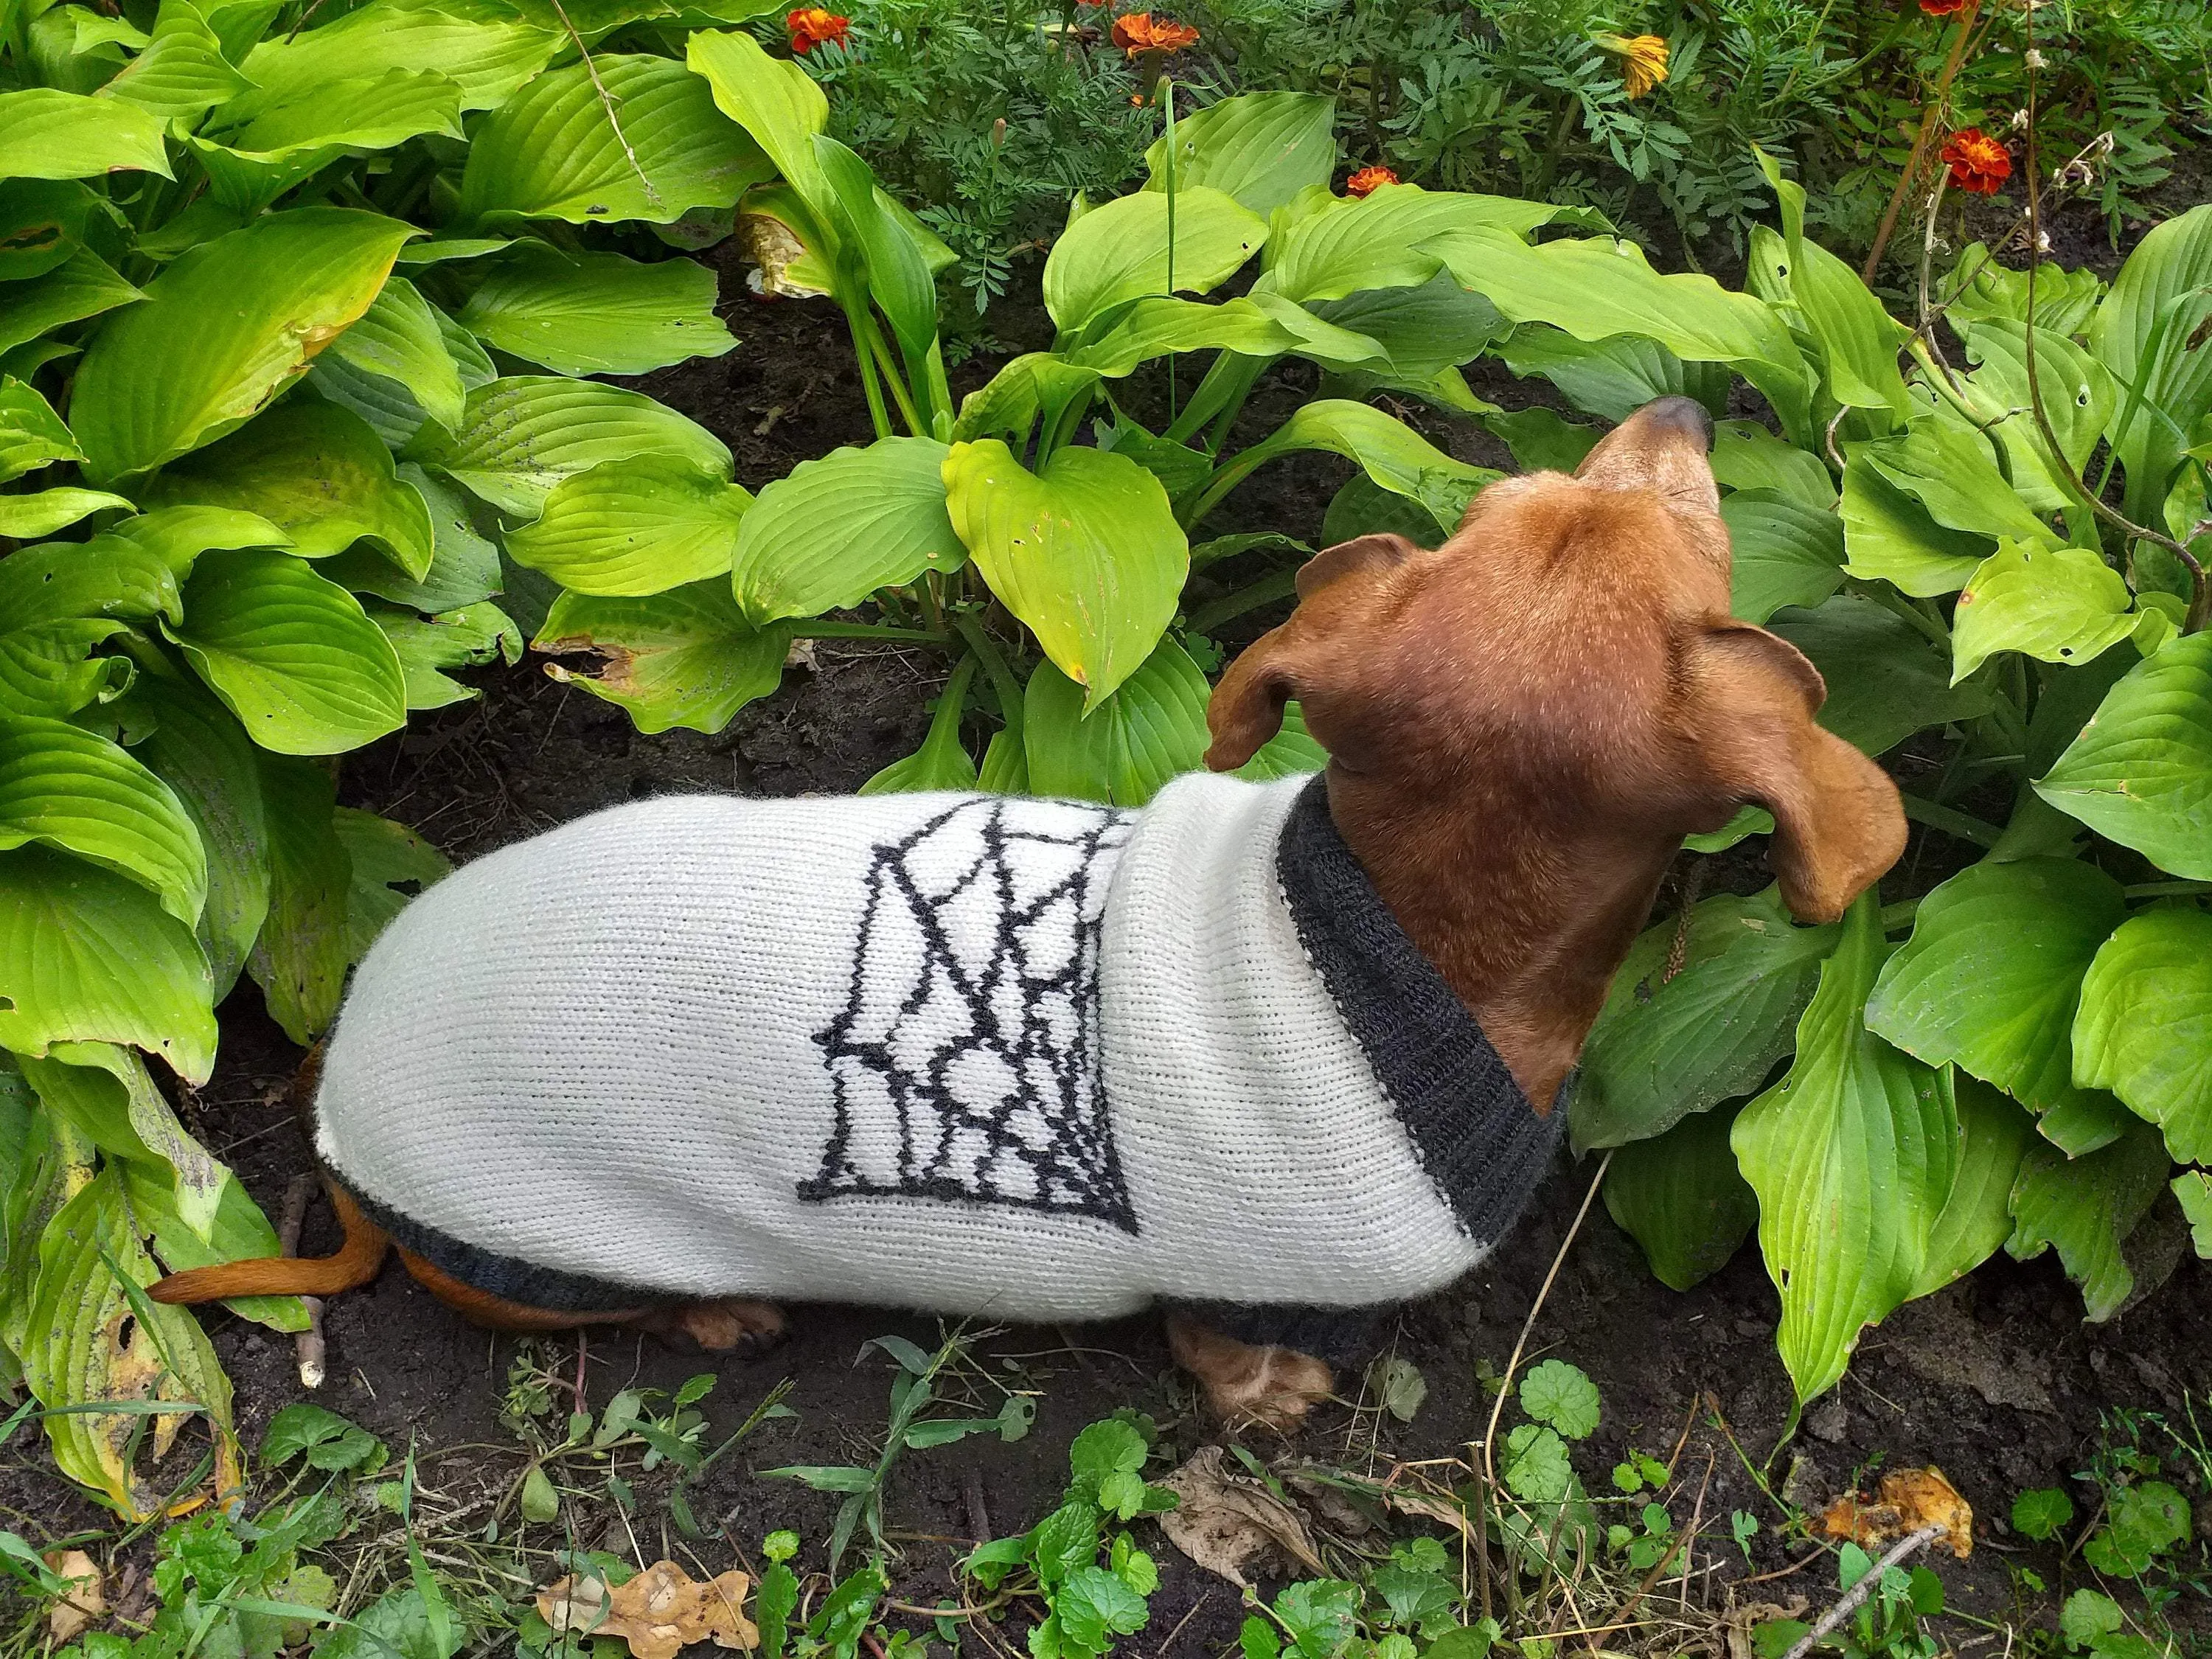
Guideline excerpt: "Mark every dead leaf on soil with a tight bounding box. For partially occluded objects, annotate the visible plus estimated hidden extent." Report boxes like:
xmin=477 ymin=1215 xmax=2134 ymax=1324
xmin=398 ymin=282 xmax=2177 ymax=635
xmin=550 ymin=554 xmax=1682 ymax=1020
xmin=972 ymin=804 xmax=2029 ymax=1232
xmin=1722 ymin=1597 xmax=1809 ymax=1659
xmin=1820 ymin=1466 xmax=1973 ymax=1558
xmin=44 ymin=1550 xmax=104 ymax=1643
xmin=1157 ymin=1446 xmax=1326 ymax=1587
xmin=536 ymin=1561 xmax=757 ymax=1659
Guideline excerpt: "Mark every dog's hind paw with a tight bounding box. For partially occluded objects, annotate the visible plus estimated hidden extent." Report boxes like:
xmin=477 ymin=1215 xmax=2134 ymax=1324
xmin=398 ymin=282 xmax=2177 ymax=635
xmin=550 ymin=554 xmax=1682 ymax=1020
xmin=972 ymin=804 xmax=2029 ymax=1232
xmin=1166 ymin=1315 xmax=1334 ymax=1434
xmin=675 ymin=1298 xmax=789 ymax=1356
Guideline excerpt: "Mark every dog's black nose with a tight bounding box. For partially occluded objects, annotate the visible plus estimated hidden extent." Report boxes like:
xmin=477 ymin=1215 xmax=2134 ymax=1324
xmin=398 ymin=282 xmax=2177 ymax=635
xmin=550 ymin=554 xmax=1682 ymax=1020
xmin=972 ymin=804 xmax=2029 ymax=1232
xmin=1643 ymin=395 xmax=1716 ymax=451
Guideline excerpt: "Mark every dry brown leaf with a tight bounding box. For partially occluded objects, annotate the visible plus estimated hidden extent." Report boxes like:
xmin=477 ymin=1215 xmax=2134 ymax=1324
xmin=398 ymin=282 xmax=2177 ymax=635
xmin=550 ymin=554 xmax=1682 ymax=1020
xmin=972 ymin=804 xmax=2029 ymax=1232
xmin=44 ymin=1550 xmax=105 ymax=1643
xmin=1157 ymin=1446 xmax=1326 ymax=1587
xmin=1819 ymin=1466 xmax=1973 ymax=1559
xmin=535 ymin=1561 xmax=757 ymax=1659
xmin=1723 ymin=1597 xmax=1809 ymax=1659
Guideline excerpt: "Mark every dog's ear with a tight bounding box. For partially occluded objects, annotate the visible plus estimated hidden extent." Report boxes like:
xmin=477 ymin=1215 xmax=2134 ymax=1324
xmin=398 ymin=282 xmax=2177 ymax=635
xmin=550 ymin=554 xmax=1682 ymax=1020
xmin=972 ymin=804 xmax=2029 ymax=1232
xmin=1206 ymin=537 xmax=1413 ymax=772
xmin=1685 ymin=620 xmax=1907 ymax=923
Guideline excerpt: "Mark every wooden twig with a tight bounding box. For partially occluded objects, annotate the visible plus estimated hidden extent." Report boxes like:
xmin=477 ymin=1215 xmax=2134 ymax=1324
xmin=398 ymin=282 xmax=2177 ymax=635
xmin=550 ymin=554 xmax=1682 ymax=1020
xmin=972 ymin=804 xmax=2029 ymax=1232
xmin=1778 ymin=1526 xmax=1946 ymax=1659
xmin=1862 ymin=0 xmax=1984 ymax=281
xmin=278 ymin=1173 xmax=327 ymax=1390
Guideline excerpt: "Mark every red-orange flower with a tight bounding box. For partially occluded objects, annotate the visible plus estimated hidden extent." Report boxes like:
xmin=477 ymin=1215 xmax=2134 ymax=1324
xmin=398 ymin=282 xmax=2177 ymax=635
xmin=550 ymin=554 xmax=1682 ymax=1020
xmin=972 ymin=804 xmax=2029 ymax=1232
xmin=1919 ymin=0 xmax=1972 ymax=14
xmin=1941 ymin=127 xmax=2011 ymax=195
xmin=1110 ymin=12 xmax=1199 ymax=55
xmin=1345 ymin=164 xmax=1399 ymax=198
xmin=787 ymin=7 xmax=848 ymax=52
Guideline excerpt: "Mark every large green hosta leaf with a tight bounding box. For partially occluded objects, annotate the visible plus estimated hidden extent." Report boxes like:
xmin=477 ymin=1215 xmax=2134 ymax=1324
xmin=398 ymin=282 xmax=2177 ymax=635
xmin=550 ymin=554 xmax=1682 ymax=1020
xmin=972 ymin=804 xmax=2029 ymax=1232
xmin=372 ymin=601 xmax=520 ymax=709
xmin=1713 ymin=419 xmax=1834 ymax=508
xmin=239 ymin=0 xmax=559 ymax=111
xmin=143 ymin=399 xmax=435 ymax=579
xmin=0 ymin=846 xmax=215 ymax=1082
xmin=732 ymin=437 xmax=963 ymax=622
xmin=1857 ymin=419 xmax=2063 ymax=552
xmin=21 ymin=1167 xmax=235 ymax=1520
xmin=1953 ymin=321 xmax=2115 ymax=515
xmin=1768 ymin=593 xmax=1991 ymax=757
xmin=943 ymin=439 xmax=1185 ymax=707
xmin=0 ymin=714 xmax=204 ymax=927
xmin=1837 ymin=448 xmax=1992 ymax=597
xmin=1722 ymin=489 xmax=1845 ymax=625
xmin=0 ymin=488 xmax=134 ymax=540
xmin=70 ymin=209 xmax=417 ymax=484
xmin=191 ymin=71 xmax=465 ymax=217
xmin=410 ymin=376 xmax=732 ymax=518
xmin=1867 ymin=857 xmax=2127 ymax=1114
xmin=333 ymin=806 xmax=448 ymax=961
xmin=0 ymin=89 xmax=171 ymax=181
xmin=1498 ymin=329 xmax=1731 ymax=428
xmin=509 ymin=454 xmax=751 ymax=596
xmin=1260 ymin=184 xmax=1593 ymax=306
xmin=2090 ymin=202 xmax=2212 ymax=524
xmin=246 ymin=755 xmax=351 ymax=1045
xmin=2007 ymin=1114 xmax=2171 ymax=1321
xmin=1748 ymin=152 xmax=1910 ymax=416
xmin=169 ymin=549 xmax=408 ymax=754
xmin=459 ymin=55 xmax=772 ymax=226
xmin=457 ymin=243 xmax=734 ymax=376
xmin=1575 ymin=889 xmax=1840 ymax=1152
xmin=1023 ymin=639 xmax=1208 ymax=807
xmin=1951 ymin=540 xmax=2138 ymax=683
xmin=535 ymin=580 xmax=787 ymax=734
xmin=1913 ymin=1075 xmax=2037 ymax=1298
xmin=1731 ymin=894 xmax=1957 ymax=1403
xmin=1225 ymin=399 xmax=1497 ymax=531
xmin=683 ymin=27 xmax=829 ymax=210
xmin=1042 ymin=187 xmax=1268 ymax=335
xmin=2035 ymin=633 xmax=2212 ymax=879
xmin=1602 ymin=1102 xmax=1758 ymax=1291
xmin=2073 ymin=908 xmax=2212 ymax=1164
xmin=1143 ymin=92 xmax=1335 ymax=219
xmin=319 ymin=276 xmax=466 ymax=435
xmin=128 ymin=675 xmax=268 ymax=1001
xmin=0 ymin=251 xmax=145 ymax=358
xmin=0 ymin=376 xmax=83 ymax=481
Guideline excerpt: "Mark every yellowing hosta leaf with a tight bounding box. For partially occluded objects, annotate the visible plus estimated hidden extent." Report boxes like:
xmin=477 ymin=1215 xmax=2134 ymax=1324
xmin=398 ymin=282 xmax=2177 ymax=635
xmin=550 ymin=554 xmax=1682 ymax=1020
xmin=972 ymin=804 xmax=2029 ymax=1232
xmin=1866 ymin=857 xmax=2126 ymax=1114
xmin=1023 ymin=639 xmax=1209 ymax=807
xmin=1951 ymin=540 xmax=2138 ymax=684
xmin=2035 ymin=633 xmax=2212 ymax=880
xmin=459 ymin=55 xmax=773 ymax=226
xmin=246 ymin=754 xmax=351 ymax=1045
xmin=410 ymin=375 xmax=732 ymax=518
xmin=70 ymin=209 xmax=417 ymax=484
xmin=0 ymin=250 xmax=145 ymax=358
xmin=457 ymin=243 xmax=736 ymax=377
xmin=142 ymin=400 xmax=436 ymax=579
xmin=733 ymin=436 xmax=963 ymax=622
xmin=2006 ymin=1114 xmax=2171 ymax=1321
xmin=1064 ymin=296 xmax=1325 ymax=379
xmin=0 ymin=488 xmax=134 ymax=540
xmin=0 ymin=713 xmax=205 ymax=926
xmin=1144 ymin=91 xmax=1337 ymax=219
xmin=128 ymin=676 xmax=268 ymax=1001
xmin=1722 ymin=489 xmax=1845 ymax=625
xmin=535 ymin=581 xmax=787 ymax=735
xmin=1731 ymin=893 xmax=1958 ymax=1404
xmin=942 ymin=439 xmax=1186 ymax=707
xmin=2175 ymin=1169 xmax=2212 ymax=1259
xmin=21 ymin=1167 xmax=235 ymax=1519
xmin=1602 ymin=1102 xmax=1758 ymax=1292
xmin=509 ymin=455 xmax=751 ymax=596
xmin=1261 ymin=183 xmax=1593 ymax=305
xmin=1043 ymin=187 xmax=1267 ymax=334
xmin=240 ymin=0 xmax=559 ymax=112
xmin=1574 ymin=888 xmax=1839 ymax=1152
xmin=2073 ymin=908 xmax=2212 ymax=1164
xmin=20 ymin=1043 xmax=225 ymax=1240
xmin=0 ymin=88 xmax=172 ymax=181
xmin=0 ymin=845 xmax=216 ymax=1082
xmin=0 ymin=375 xmax=83 ymax=482
xmin=169 ymin=549 xmax=408 ymax=755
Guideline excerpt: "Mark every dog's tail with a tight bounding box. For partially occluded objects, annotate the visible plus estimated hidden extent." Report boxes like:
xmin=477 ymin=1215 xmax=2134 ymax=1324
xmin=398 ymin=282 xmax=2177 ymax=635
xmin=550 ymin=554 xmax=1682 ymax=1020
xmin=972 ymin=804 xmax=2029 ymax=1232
xmin=148 ymin=1181 xmax=390 ymax=1304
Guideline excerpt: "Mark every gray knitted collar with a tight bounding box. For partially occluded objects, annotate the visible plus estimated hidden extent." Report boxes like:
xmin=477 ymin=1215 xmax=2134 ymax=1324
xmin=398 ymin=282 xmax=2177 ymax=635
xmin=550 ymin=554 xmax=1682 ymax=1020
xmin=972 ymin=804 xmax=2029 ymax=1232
xmin=1274 ymin=776 xmax=1569 ymax=1246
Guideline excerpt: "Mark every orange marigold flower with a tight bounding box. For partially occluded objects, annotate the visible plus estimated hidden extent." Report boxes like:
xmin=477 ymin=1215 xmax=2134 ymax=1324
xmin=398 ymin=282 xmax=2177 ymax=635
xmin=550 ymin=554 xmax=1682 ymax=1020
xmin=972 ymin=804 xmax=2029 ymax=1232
xmin=1941 ymin=127 xmax=2012 ymax=195
xmin=1919 ymin=0 xmax=1972 ymax=14
xmin=1345 ymin=164 xmax=1399 ymax=198
xmin=1595 ymin=32 xmax=1669 ymax=98
xmin=1110 ymin=12 xmax=1199 ymax=55
xmin=787 ymin=7 xmax=849 ymax=52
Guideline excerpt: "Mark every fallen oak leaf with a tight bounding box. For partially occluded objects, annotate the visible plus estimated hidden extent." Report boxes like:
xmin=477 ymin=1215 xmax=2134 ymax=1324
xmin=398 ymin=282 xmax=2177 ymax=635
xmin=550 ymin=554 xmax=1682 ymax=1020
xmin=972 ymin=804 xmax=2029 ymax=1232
xmin=1820 ymin=1466 xmax=1972 ymax=1559
xmin=1157 ymin=1445 xmax=1326 ymax=1587
xmin=44 ymin=1550 xmax=105 ymax=1644
xmin=536 ymin=1562 xmax=757 ymax=1659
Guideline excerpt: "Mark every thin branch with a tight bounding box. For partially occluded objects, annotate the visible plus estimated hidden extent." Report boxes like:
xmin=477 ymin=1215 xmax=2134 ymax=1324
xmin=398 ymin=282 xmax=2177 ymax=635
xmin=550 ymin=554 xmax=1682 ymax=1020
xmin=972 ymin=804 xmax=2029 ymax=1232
xmin=1778 ymin=1526 xmax=1947 ymax=1659
xmin=1863 ymin=0 xmax=1983 ymax=282
xmin=547 ymin=0 xmax=662 ymax=214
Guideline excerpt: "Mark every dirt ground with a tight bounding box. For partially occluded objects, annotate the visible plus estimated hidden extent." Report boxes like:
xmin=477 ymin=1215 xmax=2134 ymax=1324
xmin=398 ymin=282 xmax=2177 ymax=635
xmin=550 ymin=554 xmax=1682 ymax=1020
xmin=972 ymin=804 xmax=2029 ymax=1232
xmin=5 ymin=187 xmax=2210 ymax=1655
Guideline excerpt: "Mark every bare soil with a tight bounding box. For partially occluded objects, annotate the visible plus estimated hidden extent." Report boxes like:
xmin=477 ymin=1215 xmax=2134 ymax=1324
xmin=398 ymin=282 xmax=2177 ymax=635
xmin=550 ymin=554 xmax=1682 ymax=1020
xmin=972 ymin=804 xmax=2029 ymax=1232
xmin=5 ymin=186 xmax=2210 ymax=1655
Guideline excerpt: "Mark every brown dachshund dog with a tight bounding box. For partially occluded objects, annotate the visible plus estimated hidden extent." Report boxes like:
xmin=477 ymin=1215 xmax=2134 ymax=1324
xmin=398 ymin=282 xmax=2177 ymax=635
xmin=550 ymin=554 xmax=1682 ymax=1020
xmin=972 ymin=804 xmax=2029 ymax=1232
xmin=151 ymin=397 xmax=1903 ymax=1430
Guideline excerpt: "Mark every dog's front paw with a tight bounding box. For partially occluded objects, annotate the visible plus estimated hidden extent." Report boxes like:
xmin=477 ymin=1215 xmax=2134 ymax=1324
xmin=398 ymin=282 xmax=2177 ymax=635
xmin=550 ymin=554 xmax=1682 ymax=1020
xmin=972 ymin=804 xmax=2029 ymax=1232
xmin=671 ymin=1298 xmax=789 ymax=1357
xmin=1166 ymin=1315 xmax=1334 ymax=1434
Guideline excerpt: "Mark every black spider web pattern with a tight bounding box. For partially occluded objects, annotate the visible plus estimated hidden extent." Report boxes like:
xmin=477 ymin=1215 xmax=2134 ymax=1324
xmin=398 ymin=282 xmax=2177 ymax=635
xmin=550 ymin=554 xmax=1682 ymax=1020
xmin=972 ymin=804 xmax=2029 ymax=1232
xmin=801 ymin=797 xmax=1140 ymax=1233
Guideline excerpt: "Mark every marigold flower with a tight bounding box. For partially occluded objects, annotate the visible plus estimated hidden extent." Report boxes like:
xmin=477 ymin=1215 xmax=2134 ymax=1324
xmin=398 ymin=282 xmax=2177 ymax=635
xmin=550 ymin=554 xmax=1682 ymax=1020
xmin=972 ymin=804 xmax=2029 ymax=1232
xmin=787 ymin=7 xmax=849 ymax=52
xmin=1941 ymin=127 xmax=2012 ymax=195
xmin=1345 ymin=164 xmax=1399 ymax=198
xmin=1595 ymin=32 xmax=1669 ymax=98
xmin=1919 ymin=0 xmax=1972 ymax=15
xmin=1110 ymin=12 xmax=1199 ymax=55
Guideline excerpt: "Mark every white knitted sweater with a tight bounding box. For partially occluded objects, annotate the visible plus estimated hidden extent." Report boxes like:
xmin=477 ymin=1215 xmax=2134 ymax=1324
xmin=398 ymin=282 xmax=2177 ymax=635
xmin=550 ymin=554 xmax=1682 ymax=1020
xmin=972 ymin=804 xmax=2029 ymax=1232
xmin=313 ymin=772 xmax=1563 ymax=1320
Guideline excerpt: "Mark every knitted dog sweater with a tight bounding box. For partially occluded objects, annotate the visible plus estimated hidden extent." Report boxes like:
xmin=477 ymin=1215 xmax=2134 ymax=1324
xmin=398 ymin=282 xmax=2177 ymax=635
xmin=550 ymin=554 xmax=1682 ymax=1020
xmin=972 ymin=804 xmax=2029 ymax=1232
xmin=313 ymin=773 xmax=1565 ymax=1318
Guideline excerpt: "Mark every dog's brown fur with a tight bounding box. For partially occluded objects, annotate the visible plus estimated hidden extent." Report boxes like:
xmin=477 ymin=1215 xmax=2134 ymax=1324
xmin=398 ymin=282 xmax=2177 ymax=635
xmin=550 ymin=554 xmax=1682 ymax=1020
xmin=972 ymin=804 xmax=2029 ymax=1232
xmin=149 ymin=399 xmax=1904 ymax=1430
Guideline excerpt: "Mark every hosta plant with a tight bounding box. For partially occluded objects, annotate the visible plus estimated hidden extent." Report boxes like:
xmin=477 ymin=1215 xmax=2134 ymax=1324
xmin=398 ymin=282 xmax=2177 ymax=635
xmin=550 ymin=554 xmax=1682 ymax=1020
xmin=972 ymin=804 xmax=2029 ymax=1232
xmin=0 ymin=0 xmax=807 ymax=1512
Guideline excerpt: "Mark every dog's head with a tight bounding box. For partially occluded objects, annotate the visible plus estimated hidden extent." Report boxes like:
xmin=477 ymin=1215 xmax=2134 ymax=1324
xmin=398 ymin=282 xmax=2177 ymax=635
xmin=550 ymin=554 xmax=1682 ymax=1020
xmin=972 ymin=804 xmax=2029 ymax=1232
xmin=1205 ymin=395 xmax=1905 ymax=925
